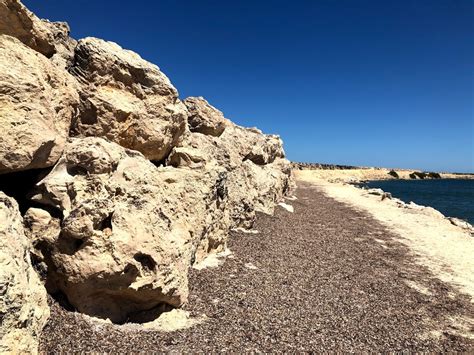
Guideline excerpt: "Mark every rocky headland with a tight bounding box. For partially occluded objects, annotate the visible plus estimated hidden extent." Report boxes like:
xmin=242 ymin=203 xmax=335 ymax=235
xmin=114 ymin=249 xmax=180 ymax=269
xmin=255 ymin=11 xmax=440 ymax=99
xmin=293 ymin=162 xmax=474 ymax=183
xmin=0 ymin=1 xmax=291 ymax=352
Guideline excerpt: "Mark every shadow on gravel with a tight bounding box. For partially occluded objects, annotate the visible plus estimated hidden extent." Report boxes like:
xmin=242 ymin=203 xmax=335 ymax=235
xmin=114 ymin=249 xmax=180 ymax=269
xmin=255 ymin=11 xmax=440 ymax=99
xmin=40 ymin=184 xmax=474 ymax=353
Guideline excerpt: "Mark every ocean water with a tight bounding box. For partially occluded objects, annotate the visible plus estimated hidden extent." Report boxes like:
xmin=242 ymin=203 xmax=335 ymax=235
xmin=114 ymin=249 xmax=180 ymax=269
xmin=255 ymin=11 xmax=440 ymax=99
xmin=365 ymin=179 xmax=474 ymax=225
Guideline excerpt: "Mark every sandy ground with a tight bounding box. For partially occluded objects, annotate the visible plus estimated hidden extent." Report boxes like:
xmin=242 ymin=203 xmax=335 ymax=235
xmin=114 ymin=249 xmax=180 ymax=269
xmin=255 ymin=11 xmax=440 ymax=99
xmin=295 ymin=168 xmax=474 ymax=183
xmin=295 ymin=170 xmax=474 ymax=300
xmin=40 ymin=183 xmax=473 ymax=352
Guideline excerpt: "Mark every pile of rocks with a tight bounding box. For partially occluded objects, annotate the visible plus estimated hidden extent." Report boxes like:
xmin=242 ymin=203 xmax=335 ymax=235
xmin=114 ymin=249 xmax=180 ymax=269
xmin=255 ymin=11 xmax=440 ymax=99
xmin=0 ymin=0 xmax=292 ymax=351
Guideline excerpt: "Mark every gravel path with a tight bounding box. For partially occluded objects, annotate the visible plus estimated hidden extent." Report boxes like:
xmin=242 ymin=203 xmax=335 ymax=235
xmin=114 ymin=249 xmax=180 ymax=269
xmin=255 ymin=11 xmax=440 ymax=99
xmin=40 ymin=183 xmax=474 ymax=352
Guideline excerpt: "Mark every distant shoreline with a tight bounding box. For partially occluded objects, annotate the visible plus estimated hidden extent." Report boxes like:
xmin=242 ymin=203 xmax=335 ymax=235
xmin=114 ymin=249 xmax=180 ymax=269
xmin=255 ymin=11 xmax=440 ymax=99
xmin=292 ymin=162 xmax=474 ymax=182
xmin=294 ymin=171 xmax=474 ymax=301
xmin=292 ymin=162 xmax=474 ymax=175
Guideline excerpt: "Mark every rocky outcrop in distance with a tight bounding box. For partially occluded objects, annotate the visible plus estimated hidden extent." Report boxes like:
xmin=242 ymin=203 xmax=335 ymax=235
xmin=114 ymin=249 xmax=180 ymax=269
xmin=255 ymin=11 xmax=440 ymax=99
xmin=292 ymin=162 xmax=362 ymax=170
xmin=294 ymin=163 xmax=470 ymax=181
xmin=0 ymin=0 xmax=292 ymax=348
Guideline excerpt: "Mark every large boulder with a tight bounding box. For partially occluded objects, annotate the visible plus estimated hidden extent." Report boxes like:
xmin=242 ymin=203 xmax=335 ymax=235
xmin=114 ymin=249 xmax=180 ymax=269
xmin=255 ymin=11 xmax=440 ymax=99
xmin=0 ymin=0 xmax=76 ymax=67
xmin=183 ymin=97 xmax=229 ymax=136
xmin=169 ymin=122 xmax=286 ymax=169
xmin=224 ymin=158 xmax=292 ymax=227
xmin=167 ymin=118 xmax=292 ymax=228
xmin=179 ymin=97 xmax=285 ymax=165
xmin=0 ymin=0 xmax=56 ymax=57
xmin=69 ymin=37 xmax=187 ymax=162
xmin=220 ymin=124 xmax=285 ymax=165
xmin=167 ymin=130 xmax=239 ymax=170
xmin=0 ymin=192 xmax=49 ymax=354
xmin=243 ymin=158 xmax=292 ymax=215
xmin=28 ymin=137 xmax=230 ymax=323
xmin=0 ymin=35 xmax=79 ymax=174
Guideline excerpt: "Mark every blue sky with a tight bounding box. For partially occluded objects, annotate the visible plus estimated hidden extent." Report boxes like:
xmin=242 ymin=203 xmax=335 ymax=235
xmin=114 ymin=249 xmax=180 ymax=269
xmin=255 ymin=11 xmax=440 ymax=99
xmin=24 ymin=0 xmax=473 ymax=172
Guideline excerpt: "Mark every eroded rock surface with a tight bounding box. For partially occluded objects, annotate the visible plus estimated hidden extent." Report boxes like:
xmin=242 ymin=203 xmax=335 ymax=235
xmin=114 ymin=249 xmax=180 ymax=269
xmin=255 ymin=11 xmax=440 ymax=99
xmin=183 ymin=97 xmax=229 ymax=136
xmin=0 ymin=192 xmax=49 ymax=354
xmin=0 ymin=0 xmax=76 ymax=67
xmin=0 ymin=35 xmax=79 ymax=174
xmin=0 ymin=0 xmax=292 ymax=332
xmin=0 ymin=0 xmax=55 ymax=56
xmin=221 ymin=124 xmax=285 ymax=166
xmin=168 ymin=110 xmax=292 ymax=228
xmin=28 ymin=137 xmax=230 ymax=323
xmin=69 ymin=37 xmax=187 ymax=161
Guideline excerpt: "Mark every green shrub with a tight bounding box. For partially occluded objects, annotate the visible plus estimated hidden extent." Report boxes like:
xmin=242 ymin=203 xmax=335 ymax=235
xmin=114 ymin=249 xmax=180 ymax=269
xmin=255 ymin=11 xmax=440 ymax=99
xmin=388 ymin=170 xmax=399 ymax=178
xmin=427 ymin=172 xmax=441 ymax=179
xmin=413 ymin=171 xmax=427 ymax=179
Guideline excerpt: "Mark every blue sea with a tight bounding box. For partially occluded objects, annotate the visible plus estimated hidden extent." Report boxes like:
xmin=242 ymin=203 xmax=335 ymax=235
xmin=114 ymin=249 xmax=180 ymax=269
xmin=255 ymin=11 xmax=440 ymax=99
xmin=364 ymin=179 xmax=474 ymax=225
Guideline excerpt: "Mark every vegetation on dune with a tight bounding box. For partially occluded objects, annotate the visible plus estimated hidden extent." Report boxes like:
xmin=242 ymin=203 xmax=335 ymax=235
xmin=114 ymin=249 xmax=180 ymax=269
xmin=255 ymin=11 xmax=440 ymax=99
xmin=388 ymin=170 xmax=399 ymax=178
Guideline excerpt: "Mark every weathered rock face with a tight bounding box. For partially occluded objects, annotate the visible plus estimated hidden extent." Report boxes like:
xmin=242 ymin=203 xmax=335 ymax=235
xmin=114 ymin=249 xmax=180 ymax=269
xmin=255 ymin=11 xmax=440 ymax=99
xmin=69 ymin=37 xmax=187 ymax=162
xmin=178 ymin=98 xmax=289 ymax=211
xmin=168 ymin=116 xmax=292 ymax=228
xmin=0 ymin=0 xmax=75 ymax=67
xmin=167 ymin=131 xmax=238 ymax=170
xmin=183 ymin=97 xmax=229 ymax=136
xmin=43 ymin=21 xmax=77 ymax=69
xmin=0 ymin=35 xmax=79 ymax=174
xmin=217 ymin=158 xmax=292 ymax=228
xmin=0 ymin=0 xmax=293 ymax=332
xmin=23 ymin=207 xmax=61 ymax=281
xmin=220 ymin=124 xmax=285 ymax=166
xmin=28 ymin=137 xmax=229 ymax=323
xmin=0 ymin=0 xmax=56 ymax=56
xmin=243 ymin=158 xmax=292 ymax=214
xmin=0 ymin=192 xmax=49 ymax=354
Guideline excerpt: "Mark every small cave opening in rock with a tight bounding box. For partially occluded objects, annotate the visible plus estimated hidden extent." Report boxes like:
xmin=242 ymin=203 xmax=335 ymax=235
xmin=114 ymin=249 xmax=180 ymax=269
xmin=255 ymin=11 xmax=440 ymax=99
xmin=151 ymin=157 xmax=167 ymax=168
xmin=49 ymin=290 xmax=76 ymax=313
xmin=243 ymin=153 xmax=265 ymax=165
xmin=126 ymin=303 xmax=175 ymax=324
xmin=97 ymin=212 xmax=113 ymax=231
xmin=66 ymin=164 xmax=88 ymax=176
xmin=56 ymin=232 xmax=86 ymax=256
xmin=0 ymin=167 xmax=55 ymax=215
xmin=133 ymin=252 xmax=157 ymax=272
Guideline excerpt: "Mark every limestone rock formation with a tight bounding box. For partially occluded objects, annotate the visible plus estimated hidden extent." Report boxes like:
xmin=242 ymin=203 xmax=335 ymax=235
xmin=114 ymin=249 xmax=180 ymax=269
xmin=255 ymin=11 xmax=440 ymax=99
xmin=183 ymin=97 xmax=229 ymax=136
xmin=169 ymin=104 xmax=286 ymax=170
xmin=0 ymin=0 xmax=56 ymax=56
xmin=23 ymin=207 xmax=61 ymax=281
xmin=0 ymin=0 xmax=76 ymax=67
xmin=168 ymin=110 xmax=292 ymax=228
xmin=0 ymin=34 xmax=79 ymax=174
xmin=243 ymin=158 xmax=292 ymax=214
xmin=28 ymin=137 xmax=230 ymax=323
xmin=69 ymin=37 xmax=187 ymax=161
xmin=224 ymin=159 xmax=291 ymax=228
xmin=0 ymin=0 xmax=293 ymax=332
xmin=221 ymin=124 xmax=285 ymax=166
xmin=0 ymin=192 xmax=49 ymax=354
xmin=43 ymin=21 xmax=77 ymax=68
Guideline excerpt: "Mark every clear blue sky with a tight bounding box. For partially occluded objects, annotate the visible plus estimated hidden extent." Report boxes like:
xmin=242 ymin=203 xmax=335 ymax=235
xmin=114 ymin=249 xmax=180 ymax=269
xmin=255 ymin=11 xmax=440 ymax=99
xmin=24 ymin=0 xmax=473 ymax=172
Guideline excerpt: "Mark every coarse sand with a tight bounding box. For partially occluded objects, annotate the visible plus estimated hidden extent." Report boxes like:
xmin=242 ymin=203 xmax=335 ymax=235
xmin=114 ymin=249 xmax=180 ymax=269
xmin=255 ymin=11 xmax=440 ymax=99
xmin=40 ymin=181 xmax=474 ymax=352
